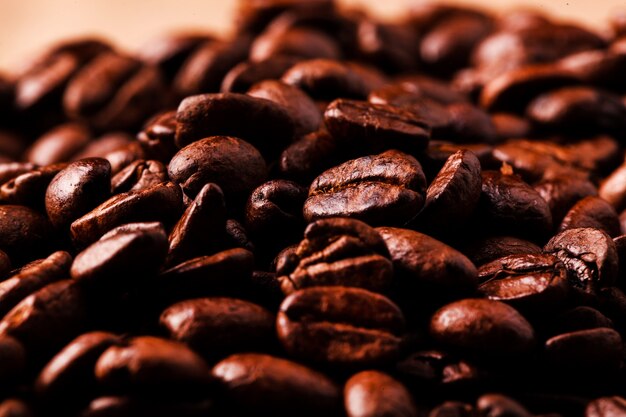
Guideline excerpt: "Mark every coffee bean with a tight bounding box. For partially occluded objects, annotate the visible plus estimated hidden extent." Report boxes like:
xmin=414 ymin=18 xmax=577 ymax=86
xmin=212 ymin=353 xmax=340 ymax=417
xmin=344 ymin=371 xmax=417 ymax=417
xmin=369 ymin=75 xmax=468 ymax=106
xmin=168 ymin=136 xmax=267 ymax=207
xmin=544 ymin=228 xmax=618 ymax=294
xmin=278 ymin=286 xmax=405 ymax=366
xmin=559 ymin=196 xmax=621 ymax=237
xmin=136 ymin=111 xmax=178 ymax=163
xmin=544 ymin=328 xmax=622 ymax=374
xmin=324 ymin=99 xmax=431 ymax=153
xmin=25 ymin=123 xmax=91 ymax=166
xmin=221 ymin=56 xmax=301 ymax=93
xmin=429 ymin=401 xmax=474 ymax=417
xmin=356 ymin=20 xmax=419 ymax=73
xmin=70 ymin=181 xmax=182 ymax=247
xmin=279 ymin=129 xmax=342 ymax=184
xmin=0 ymin=163 xmax=37 ymax=185
xmin=160 ymin=297 xmax=275 ymax=358
xmin=549 ymin=306 xmax=614 ymax=335
xmin=600 ymin=162 xmax=626 ymax=212
xmin=463 ymin=236 xmax=542 ymax=266
xmin=0 ymin=163 xmax=67 ymax=207
xmin=585 ymin=396 xmax=626 ymax=417
xmin=80 ymin=397 xmax=213 ymax=417
xmin=430 ymin=299 xmax=535 ymax=357
xmin=36 ymin=331 xmax=121 ymax=401
xmin=0 ymin=336 xmax=26 ymax=387
xmin=491 ymin=112 xmax=532 ymax=140
xmin=304 ymin=150 xmax=426 ymax=225
xmin=45 ymin=158 xmax=111 ymax=229
xmin=558 ymin=49 xmax=626 ymax=91
xmin=476 ymin=394 xmax=533 ymax=417
xmin=0 ymin=205 xmax=51 ymax=262
xmin=250 ymin=27 xmax=341 ymax=62
xmin=110 ymin=159 xmax=167 ymax=194
xmin=534 ymin=175 xmax=598 ymax=225
xmin=278 ymin=218 xmax=393 ymax=294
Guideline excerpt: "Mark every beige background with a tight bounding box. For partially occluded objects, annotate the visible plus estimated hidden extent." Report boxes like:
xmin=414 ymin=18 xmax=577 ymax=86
xmin=0 ymin=0 xmax=624 ymax=73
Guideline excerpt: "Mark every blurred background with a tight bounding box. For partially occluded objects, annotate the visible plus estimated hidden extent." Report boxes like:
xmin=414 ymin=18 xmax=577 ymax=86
xmin=1 ymin=0 xmax=624 ymax=72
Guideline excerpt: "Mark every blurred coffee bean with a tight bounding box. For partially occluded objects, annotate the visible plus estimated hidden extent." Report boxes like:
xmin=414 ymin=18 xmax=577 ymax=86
xmin=344 ymin=371 xmax=417 ymax=417
xmin=0 ymin=163 xmax=67 ymax=208
xmin=136 ymin=111 xmax=178 ymax=163
xmin=585 ymin=396 xmax=626 ymax=417
xmin=25 ymin=123 xmax=91 ymax=165
xmin=221 ymin=56 xmax=301 ymax=93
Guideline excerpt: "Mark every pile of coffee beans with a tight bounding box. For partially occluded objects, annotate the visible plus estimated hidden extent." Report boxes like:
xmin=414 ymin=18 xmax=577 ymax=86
xmin=2 ymin=0 xmax=626 ymax=415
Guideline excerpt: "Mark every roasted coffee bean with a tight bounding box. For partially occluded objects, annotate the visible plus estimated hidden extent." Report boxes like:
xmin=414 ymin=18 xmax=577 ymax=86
xmin=534 ymin=175 xmax=598 ymax=225
xmin=25 ymin=123 xmax=91 ymax=166
xmin=173 ymin=36 xmax=251 ymax=97
xmin=95 ymin=336 xmax=212 ymax=393
xmin=323 ymin=99 xmax=431 ymax=153
xmin=585 ymin=396 xmax=626 ymax=417
xmin=212 ymin=353 xmax=340 ymax=417
xmin=248 ymin=79 xmax=322 ymax=137
xmin=0 ymin=205 xmax=51 ymax=262
xmin=477 ymin=254 xmax=569 ymax=312
xmin=304 ymin=150 xmax=426 ymax=225
xmin=0 ymin=250 xmax=10 ymax=279
xmin=0 ymin=163 xmax=67 ymax=207
xmin=600 ymin=162 xmax=626 ymax=212
xmin=478 ymin=170 xmax=552 ymax=240
xmin=167 ymin=183 xmax=226 ymax=266
xmin=558 ymin=49 xmax=626 ymax=92
xmin=250 ymin=26 xmax=340 ymax=62
xmin=245 ymin=180 xmax=307 ymax=249
xmin=110 ymin=160 xmax=167 ymax=194
xmin=80 ymin=396 xmax=213 ymax=417
xmin=415 ymin=150 xmax=481 ymax=233
xmin=430 ymin=299 xmax=535 ymax=357
xmin=0 ymin=280 xmax=87 ymax=358
xmin=559 ymin=196 xmax=621 ymax=237
xmin=168 ymin=136 xmax=266 ymax=207
xmin=369 ymin=75 xmax=468 ymax=107
xmin=45 ymin=158 xmax=111 ymax=229
xmin=36 ymin=331 xmax=121 ymax=400
xmin=355 ymin=20 xmax=419 ymax=73
xmin=476 ymin=394 xmax=533 ymax=417
xmin=160 ymin=297 xmax=275 ymax=358
xmin=72 ymin=132 xmax=134 ymax=162
xmin=277 ymin=286 xmax=405 ymax=366
xmin=463 ymin=236 xmax=542 ymax=266
xmin=491 ymin=113 xmax=532 ymax=140
xmin=429 ymin=401 xmax=474 ymax=417
xmin=344 ymin=371 xmax=417 ymax=417
xmin=527 ymin=87 xmax=626 ymax=135
xmin=70 ymin=181 xmax=182 ymax=247
xmin=278 ymin=218 xmax=393 ymax=294
xmin=279 ymin=129 xmax=342 ymax=184
xmin=222 ymin=56 xmax=301 ymax=93
xmin=64 ymin=52 xmax=166 ymax=131
xmin=136 ymin=111 xmax=178 ymax=163
xmin=549 ymin=306 xmax=614 ymax=335
xmin=544 ymin=328 xmax=623 ymax=373
xmin=544 ymin=228 xmax=618 ymax=294
xmin=0 ymin=251 xmax=72 ymax=317
xmin=175 ymin=93 xmax=294 ymax=156
xmin=0 ymin=163 xmax=36 ymax=186
xmin=0 ymin=336 xmax=26 ymax=387
xmin=70 ymin=222 xmax=168 ymax=288
xmin=281 ymin=59 xmax=371 ymax=100
xmin=377 ymin=227 xmax=477 ymax=294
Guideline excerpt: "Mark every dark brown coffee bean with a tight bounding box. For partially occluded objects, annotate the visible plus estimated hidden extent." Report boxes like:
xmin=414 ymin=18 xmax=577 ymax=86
xmin=64 ymin=52 xmax=166 ymax=131
xmin=0 ymin=280 xmax=87 ymax=357
xmin=99 ymin=141 xmax=145 ymax=176
xmin=356 ymin=20 xmax=419 ymax=73
xmin=45 ymin=158 xmax=111 ymax=229
xmin=304 ymin=150 xmax=426 ymax=225
xmin=559 ymin=196 xmax=621 ymax=237
xmin=72 ymin=132 xmax=134 ymax=162
xmin=369 ymin=75 xmax=468 ymax=107
xmin=248 ymin=79 xmax=321 ymax=137
xmin=160 ymin=297 xmax=274 ymax=357
xmin=70 ymin=181 xmax=182 ymax=247
xmin=478 ymin=171 xmax=552 ymax=240
xmin=550 ymin=306 xmax=614 ymax=335
xmin=344 ymin=371 xmax=417 ymax=417
xmin=245 ymin=179 xmax=307 ymax=248
xmin=175 ymin=93 xmax=294 ymax=157
xmin=600 ymin=162 xmax=626 ymax=212
xmin=281 ymin=59 xmax=371 ymax=100
xmin=279 ymin=129 xmax=341 ymax=184
xmin=476 ymin=394 xmax=533 ymax=417
xmin=480 ymin=65 xmax=579 ymax=112
xmin=544 ymin=328 xmax=622 ymax=373
xmin=0 ymin=250 xmax=10 ymax=279
xmin=136 ymin=111 xmax=178 ymax=163
xmin=173 ymin=36 xmax=251 ymax=97
xmin=430 ymin=299 xmax=535 ymax=357
xmin=324 ymin=99 xmax=431 ymax=153
xmin=416 ymin=150 xmax=482 ymax=233
xmin=70 ymin=222 xmax=168 ymax=288
xmin=0 ymin=205 xmax=51 ymax=262
xmin=0 ymin=163 xmax=37 ymax=185
xmin=534 ymin=175 xmax=598 ymax=225
xmin=25 ymin=123 xmax=91 ymax=165
xmin=429 ymin=401 xmax=474 ymax=417
xmin=0 ymin=251 xmax=72 ymax=317
xmin=0 ymin=163 xmax=67 ymax=207
xmin=278 ymin=218 xmax=393 ymax=295
xmin=158 ymin=248 xmax=254 ymax=301
xmin=250 ymin=27 xmax=340 ymax=62
xmin=463 ymin=236 xmax=542 ymax=266
xmin=277 ymin=286 xmax=405 ymax=366
xmin=491 ymin=113 xmax=532 ymax=140
xmin=377 ymin=227 xmax=477 ymax=294
xmin=558 ymin=49 xmax=626 ymax=92
xmin=168 ymin=136 xmax=266 ymax=207
xmin=585 ymin=396 xmax=626 ymax=417
xmin=477 ymin=254 xmax=569 ymax=311
xmin=80 ymin=397 xmax=213 ymax=417
xmin=221 ymin=56 xmax=301 ymax=93
xmin=95 ymin=336 xmax=212 ymax=393
xmin=544 ymin=228 xmax=618 ymax=294
xmin=35 ymin=331 xmax=121 ymax=400
xmin=0 ymin=337 xmax=26 ymax=387
xmin=110 ymin=160 xmax=168 ymax=194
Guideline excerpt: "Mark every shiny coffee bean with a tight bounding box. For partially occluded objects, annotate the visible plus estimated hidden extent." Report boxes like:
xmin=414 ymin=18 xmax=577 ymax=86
xmin=0 ymin=337 xmax=26 ymax=387
xmin=476 ymin=394 xmax=533 ymax=417
xmin=221 ymin=56 xmax=301 ymax=93
xmin=585 ymin=396 xmax=626 ymax=417
xmin=110 ymin=160 xmax=168 ymax=194
xmin=559 ymin=196 xmax=621 ymax=237
xmin=80 ymin=396 xmax=212 ymax=417
xmin=0 ymin=163 xmax=67 ymax=207
xmin=279 ymin=129 xmax=342 ymax=184
xmin=344 ymin=371 xmax=417 ymax=417
xmin=136 ymin=111 xmax=178 ymax=163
